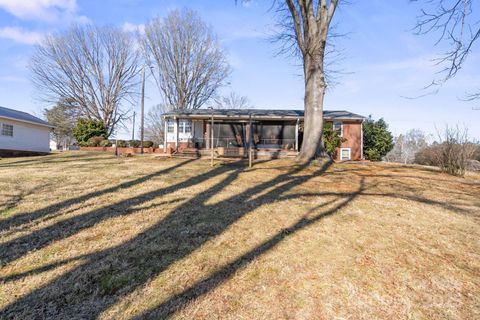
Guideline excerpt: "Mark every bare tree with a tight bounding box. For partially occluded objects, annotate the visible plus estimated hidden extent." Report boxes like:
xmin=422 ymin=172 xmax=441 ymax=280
xmin=414 ymin=0 xmax=479 ymax=97
xmin=270 ymin=1 xmax=339 ymax=161
xmin=385 ymin=129 xmax=429 ymax=164
xmin=434 ymin=125 xmax=476 ymax=176
xmin=29 ymin=24 xmax=141 ymax=136
xmin=143 ymin=9 xmax=231 ymax=110
xmin=44 ymin=100 xmax=79 ymax=149
xmin=236 ymin=1 xmax=341 ymax=160
xmin=144 ymin=104 xmax=170 ymax=144
xmin=213 ymin=92 xmax=251 ymax=109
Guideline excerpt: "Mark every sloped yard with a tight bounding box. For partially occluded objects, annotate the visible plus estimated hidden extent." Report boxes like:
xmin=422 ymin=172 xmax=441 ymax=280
xmin=0 ymin=152 xmax=479 ymax=319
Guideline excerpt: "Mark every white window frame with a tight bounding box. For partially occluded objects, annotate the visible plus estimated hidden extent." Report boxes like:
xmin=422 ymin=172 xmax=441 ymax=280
xmin=333 ymin=121 xmax=343 ymax=137
xmin=167 ymin=120 xmax=175 ymax=133
xmin=183 ymin=120 xmax=192 ymax=133
xmin=340 ymin=148 xmax=351 ymax=161
xmin=1 ymin=123 xmax=13 ymax=137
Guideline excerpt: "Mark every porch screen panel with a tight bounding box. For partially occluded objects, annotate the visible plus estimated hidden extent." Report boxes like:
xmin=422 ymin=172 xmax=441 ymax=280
xmin=213 ymin=123 xmax=245 ymax=147
xmin=252 ymin=121 xmax=296 ymax=148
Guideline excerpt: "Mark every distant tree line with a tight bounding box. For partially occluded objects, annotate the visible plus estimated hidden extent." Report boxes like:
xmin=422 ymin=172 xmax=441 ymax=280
xmin=384 ymin=129 xmax=428 ymax=164
xmin=358 ymin=117 xmax=478 ymax=176
xmin=385 ymin=125 xmax=479 ymax=176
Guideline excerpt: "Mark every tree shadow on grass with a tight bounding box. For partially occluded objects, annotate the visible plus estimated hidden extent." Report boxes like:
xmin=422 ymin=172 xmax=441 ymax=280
xmin=134 ymin=178 xmax=366 ymax=319
xmin=2 ymin=157 xmax=478 ymax=319
xmin=0 ymin=183 xmax=53 ymax=218
xmin=1 ymin=159 xmax=336 ymax=319
xmin=0 ymin=153 xmax=113 ymax=168
xmin=0 ymin=159 xmax=194 ymax=234
xmin=1 ymin=158 xmax=247 ymax=267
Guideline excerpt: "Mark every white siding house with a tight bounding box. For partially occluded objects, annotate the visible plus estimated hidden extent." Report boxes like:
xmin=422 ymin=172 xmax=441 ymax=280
xmin=164 ymin=118 xmax=195 ymax=150
xmin=0 ymin=106 xmax=54 ymax=155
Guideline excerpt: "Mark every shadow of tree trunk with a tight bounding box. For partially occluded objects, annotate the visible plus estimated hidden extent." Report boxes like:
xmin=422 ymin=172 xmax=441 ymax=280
xmin=1 ymin=160 xmax=335 ymax=319
xmin=135 ymin=178 xmax=365 ymax=319
xmin=0 ymin=159 xmax=194 ymax=234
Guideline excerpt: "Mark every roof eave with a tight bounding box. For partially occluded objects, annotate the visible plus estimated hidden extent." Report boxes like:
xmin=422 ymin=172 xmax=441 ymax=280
xmin=0 ymin=116 xmax=55 ymax=129
xmin=325 ymin=117 xmax=365 ymax=121
xmin=163 ymin=114 xmax=365 ymax=121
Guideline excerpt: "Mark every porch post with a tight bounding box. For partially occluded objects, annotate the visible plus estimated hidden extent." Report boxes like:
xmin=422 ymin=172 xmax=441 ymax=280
xmin=206 ymin=121 xmax=211 ymax=149
xmin=248 ymin=113 xmax=252 ymax=168
xmin=295 ymin=118 xmax=299 ymax=151
xmin=163 ymin=117 xmax=167 ymax=153
xmin=210 ymin=110 xmax=214 ymax=167
xmin=175 ymin=117 xmax=179 ymax=150
xmin=191 ymin=120 xmax=195 ymax=147
xmin=361 ymin=120 xmax=364 ymax=160
xmin=211 ymin=115 xmax=214 ymax=150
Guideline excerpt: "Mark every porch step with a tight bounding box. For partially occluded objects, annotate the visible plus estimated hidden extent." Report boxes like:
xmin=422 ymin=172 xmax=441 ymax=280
xmin=173 ymin=148 xmax=214 ymax=159
xmin=254 ymin=150 xmax=298 ymax=159
xmin=172 ymin=149 xmax=201 ymax=159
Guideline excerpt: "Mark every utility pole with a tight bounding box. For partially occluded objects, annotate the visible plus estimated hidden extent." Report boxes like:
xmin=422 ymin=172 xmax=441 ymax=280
xmin=140 ymin=66 xmax=145 ymax=154
xmin=131 ymin=111 xmax=136 ymax=140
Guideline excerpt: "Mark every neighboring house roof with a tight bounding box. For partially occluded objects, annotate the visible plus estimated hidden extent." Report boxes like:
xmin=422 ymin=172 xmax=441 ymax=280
xmin=0 ymin=106 xmax=54 ymax=128
xmin=163 ymin=109 xmax=365 ymax=121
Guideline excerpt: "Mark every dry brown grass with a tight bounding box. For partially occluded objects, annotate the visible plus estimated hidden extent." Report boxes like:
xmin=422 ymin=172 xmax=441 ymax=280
xmin=0 ymin=152 xmax=479 ymax=319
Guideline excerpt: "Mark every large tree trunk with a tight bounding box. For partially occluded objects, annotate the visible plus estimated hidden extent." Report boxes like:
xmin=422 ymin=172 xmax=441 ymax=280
xmin=286 ymin=1 xmax=337 ymax=162
xmin=296 ymin=56 xmax=327 ymax=162
xmin=281 ymin=0 xmax=338 ymax=162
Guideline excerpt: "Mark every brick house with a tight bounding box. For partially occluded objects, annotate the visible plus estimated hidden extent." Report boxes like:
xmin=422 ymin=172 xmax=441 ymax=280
xmin=162 ymin=109 xmax=365 ymax=161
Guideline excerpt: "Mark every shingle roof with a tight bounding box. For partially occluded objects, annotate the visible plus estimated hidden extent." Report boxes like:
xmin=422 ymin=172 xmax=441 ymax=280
xmin=0 ymin=106 xmax=54 ymax=128
xmin=163 ymin=108 xmax=365 ymax=120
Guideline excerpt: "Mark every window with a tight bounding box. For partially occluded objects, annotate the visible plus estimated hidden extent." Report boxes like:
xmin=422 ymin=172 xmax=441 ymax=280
xmin=178 ymin=120 xmax=192 ymax=134
xmin=1 ymin=123 xmax=13 ymax=137
xmin=333 ymin=121 xmax=343 ymax=137
xmin=167 ymin=121 xmax=175 ymax=133
xmin=340 ymin=148 xmax=351 ymax=161
xmin=183 ymin=121 xmax=192 ymax=133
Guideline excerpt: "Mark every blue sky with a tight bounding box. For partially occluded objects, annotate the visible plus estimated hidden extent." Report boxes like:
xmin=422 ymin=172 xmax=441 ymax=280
xmin=0 ymin=0 xmax=478 ymax=139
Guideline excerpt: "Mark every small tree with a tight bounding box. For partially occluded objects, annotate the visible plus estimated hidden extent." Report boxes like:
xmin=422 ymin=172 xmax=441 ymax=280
xmin=363 ymin=116 xmax=394 ymax=161
xmin=144 ymin=104 xmax=170 ymax=144
xmin=322 ymin=122 xmax=342 ymax=158
xmin=434 ymin=125 xmax=476 ymax=176
xmin=415 ymin=143 xmax=441 ymax=166
xmin=44 ymin=101 xmax=78 ymax=149
xmin=385 ymin=129 xmax=428 ymax=164
xmin=73 ymin=119 xmax=107 ymax=147
xmin=473 ymin=144 xmax=480 ymax=161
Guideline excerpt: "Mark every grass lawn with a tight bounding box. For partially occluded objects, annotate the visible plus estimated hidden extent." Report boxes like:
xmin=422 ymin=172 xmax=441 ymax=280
xmin=0 ymin=152 xmax=479 ymax=319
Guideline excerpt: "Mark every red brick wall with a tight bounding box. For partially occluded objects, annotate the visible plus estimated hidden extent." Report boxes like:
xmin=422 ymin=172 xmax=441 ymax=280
xmin=335 ymin=121 xmax=363 ymax=161
xmin=80 ymin=147 xmax=166 ymax=154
